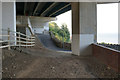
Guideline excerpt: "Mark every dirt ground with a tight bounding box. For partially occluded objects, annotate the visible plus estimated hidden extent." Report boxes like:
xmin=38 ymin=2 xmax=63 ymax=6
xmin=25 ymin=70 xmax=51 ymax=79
xmin=2 ymin=49 xmax=119 ymax=79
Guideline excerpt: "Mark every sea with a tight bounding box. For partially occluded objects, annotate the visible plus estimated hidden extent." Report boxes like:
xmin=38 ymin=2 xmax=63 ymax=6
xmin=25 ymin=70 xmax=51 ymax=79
xmin=97 ymin=33 xmax=118 ymax=44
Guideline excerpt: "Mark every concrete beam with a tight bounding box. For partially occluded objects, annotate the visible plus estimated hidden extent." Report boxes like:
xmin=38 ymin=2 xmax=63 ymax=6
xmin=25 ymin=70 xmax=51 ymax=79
xmin=40 ymin=2 xmax=58 ymax=17
xmin=49 ymin=3 xmax=70 ymax=17
xmin=16 ymin=16 xmax=56 ymax=34
xmin=24 ymin=2 xmax=27 ymax=15
xmin=33 ymin=3 xmax=41 ymax=16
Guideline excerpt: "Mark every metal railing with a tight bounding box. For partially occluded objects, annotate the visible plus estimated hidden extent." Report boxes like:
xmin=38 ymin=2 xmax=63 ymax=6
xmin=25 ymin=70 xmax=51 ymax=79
xmin=0 ymin=28 xmax=35 ymax=50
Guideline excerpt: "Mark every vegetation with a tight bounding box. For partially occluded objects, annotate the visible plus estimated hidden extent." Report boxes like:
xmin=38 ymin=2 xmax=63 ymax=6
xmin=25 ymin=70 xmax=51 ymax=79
xmin=49 ymin=22 xmax=70 ymax=43
xmin=100 ymin=42 xmax=113 ymax=45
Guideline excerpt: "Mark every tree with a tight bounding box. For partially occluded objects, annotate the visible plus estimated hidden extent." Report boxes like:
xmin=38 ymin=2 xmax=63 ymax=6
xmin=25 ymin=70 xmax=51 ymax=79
xmin=61 ymin=23 xmax=70 ymax=42
xmin=49 ymin=22 xmax=70 ymax=43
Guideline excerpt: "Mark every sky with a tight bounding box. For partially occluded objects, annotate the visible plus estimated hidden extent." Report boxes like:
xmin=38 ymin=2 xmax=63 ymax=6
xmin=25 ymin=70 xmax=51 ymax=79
xmin=97 ymin=3 xmax=118 ymax=34
xmin=97 ymin=3 xmax=118 ymax=44
xmin=52 ymin=3 xmax=118 ymax=44
xmin=52 ymin=10 xmax=72 ymax=36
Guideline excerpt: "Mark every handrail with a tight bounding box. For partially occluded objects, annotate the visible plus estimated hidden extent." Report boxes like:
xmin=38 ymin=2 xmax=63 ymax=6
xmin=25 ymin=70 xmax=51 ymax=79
xmin=0 ymin=28 xmax=36 ymax=49
xmin=28 ymin=17 xmax=34 ymax=35
xmin=16 ymin=41 xmax=35 ymax=44
xmin=11 ymin=44 xmax=35 ymax=47
xmin=0 ymin=45 xmax=10 ymax=49
xmin=0 ymin=40 xmax=15 ymax=43
xmin=0 ymin=29 xmax=35 ymax=38
xmin=0 ymin=29 xmax=34 ymax=38
xmin=16 ymin=37 xmax=35 ymax=41
xmin=0 ymin=35 xmax=9 ymax=37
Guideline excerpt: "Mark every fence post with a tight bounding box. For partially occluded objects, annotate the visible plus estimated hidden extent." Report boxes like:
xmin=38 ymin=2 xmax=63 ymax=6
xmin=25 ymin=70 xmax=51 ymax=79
xmin=26 ymin=36 xmax=28 ymax=48
xmin=26 ymin=37 xmax=27 ymax=48
xmin=18 ymin=32 xmax=21 ymax=48
xmin=8 ymin=28 xmax=11 ymax=50
xmin=31 ymin=36 xmax=32 ymax=47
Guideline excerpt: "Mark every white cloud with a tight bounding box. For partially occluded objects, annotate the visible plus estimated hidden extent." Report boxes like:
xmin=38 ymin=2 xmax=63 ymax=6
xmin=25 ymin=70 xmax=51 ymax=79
xmin=97 ymin=3 xmax=118 ymax=34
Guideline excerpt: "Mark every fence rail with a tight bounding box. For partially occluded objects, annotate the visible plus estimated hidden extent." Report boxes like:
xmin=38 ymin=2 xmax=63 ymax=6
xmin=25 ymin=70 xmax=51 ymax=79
xmin=0 ymin=28 xmax=35 ymax=50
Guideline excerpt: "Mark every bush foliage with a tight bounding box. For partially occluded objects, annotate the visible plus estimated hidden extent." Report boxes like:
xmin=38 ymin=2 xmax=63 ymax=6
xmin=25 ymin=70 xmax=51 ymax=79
xmin=49 ymin=22 xmax=70 ymax=43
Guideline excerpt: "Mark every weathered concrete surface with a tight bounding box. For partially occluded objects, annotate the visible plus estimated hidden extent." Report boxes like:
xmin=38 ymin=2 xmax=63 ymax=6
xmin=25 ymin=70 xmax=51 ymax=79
xmin=2 ymin=2 xmax=16 ymax=42
xmin=80 ymin=2 xmax=97 ymax=42
xmin=16 ymin=16 xmax=56 ymax=34
xmin=80 ymin=34 xmax=94 ymax=56
xmin=71 ymin=2 xmax=80 ymax=56
xmin=71 ymin=2 xmax=97 ymax=56
xmin=92 ymin=43 xmax=120 ymax=73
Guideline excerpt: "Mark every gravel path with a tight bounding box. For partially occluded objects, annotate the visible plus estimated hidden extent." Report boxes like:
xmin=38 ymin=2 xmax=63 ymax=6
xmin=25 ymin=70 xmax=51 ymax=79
xmin=2 ymin=49 xmax=119 ymax=78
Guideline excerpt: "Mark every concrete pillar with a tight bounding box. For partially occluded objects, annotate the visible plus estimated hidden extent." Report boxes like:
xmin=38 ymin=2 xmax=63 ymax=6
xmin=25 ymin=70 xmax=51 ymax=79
xmin=71 ymin=2 xmax=80 ymax=56
xmin=80 ymin=2 xmax=97 ymax=42
xmin=2 ymin=2 xmax=16 ymax=44
xmin=71 ymin=2 xmax=97 ymax=56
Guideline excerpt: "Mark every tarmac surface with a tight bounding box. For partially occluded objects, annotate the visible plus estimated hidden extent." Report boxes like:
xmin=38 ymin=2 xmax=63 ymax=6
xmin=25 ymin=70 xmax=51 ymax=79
xmin=37 ymin=34 xmax=71 ymax=51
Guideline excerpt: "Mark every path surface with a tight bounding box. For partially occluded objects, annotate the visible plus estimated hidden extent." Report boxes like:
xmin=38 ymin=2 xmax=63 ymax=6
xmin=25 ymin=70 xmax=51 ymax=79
xmin=2 ymin=34 xmax=118 ymax=78
xmin=2 ymin=49 xmax=118 ymax=78
xmin=36 ymin=34 xmax=71 ymax=51
xmin=2 ymin=49 xmax=95 ymax=78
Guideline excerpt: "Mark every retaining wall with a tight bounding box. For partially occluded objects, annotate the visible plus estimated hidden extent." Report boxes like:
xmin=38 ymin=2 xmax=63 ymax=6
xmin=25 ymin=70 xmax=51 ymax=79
xmin=92 ymin=43 xmax=120 ymax=73
xmin=98 ymin=43 xmax=120 ymax=51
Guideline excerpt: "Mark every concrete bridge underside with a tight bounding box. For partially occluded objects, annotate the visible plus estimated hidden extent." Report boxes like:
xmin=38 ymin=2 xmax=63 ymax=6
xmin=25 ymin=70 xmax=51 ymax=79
xmin=1 ymin=2 xmax=119 ymax=78
xmin=2 ymin=2 xmax=97 ymax=56
xmin=2 ymin=2 xmax=119 ymax=56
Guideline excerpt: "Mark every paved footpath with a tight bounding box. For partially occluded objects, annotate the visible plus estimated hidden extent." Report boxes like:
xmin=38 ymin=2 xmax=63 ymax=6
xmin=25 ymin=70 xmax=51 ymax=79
xmin=37 ymin=34 xmax=71 ymax=51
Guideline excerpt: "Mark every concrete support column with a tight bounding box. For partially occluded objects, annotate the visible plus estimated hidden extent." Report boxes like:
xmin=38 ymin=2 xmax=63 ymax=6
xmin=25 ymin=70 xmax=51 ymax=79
xmin=71 ymin=2 xmax=97 ymax=56
xmin=71 ymin=2 xmax=80 ymax=56
xmin=2 ymin=2 xmax=16 ymax=44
